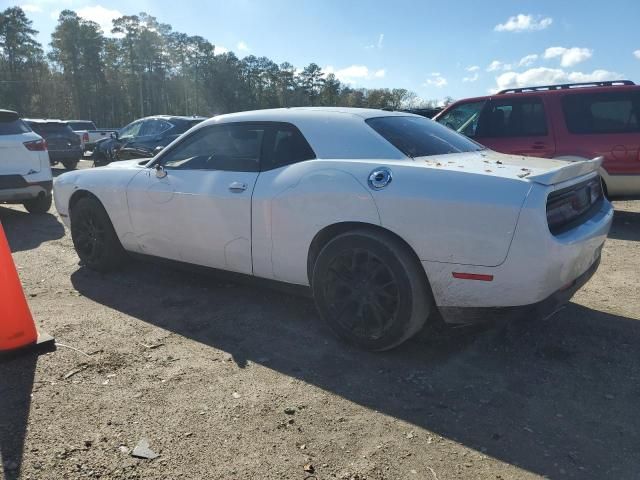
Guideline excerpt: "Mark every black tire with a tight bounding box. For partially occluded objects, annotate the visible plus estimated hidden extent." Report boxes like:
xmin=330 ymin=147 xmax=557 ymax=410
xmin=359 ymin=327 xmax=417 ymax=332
xmin=70 ymin=197 xmax=126 ymax=272
xmin=311 ymin=229 xmax=432 ymax=351
xmin=23 ymin=194 xmax=52 ymax=214
xmin=62 ymin=159 xmax=79 ymax=170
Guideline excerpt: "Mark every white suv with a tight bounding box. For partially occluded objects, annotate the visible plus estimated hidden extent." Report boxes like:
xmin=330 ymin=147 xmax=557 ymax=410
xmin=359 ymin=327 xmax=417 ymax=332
xmin=0 ymin=110 xmax=53 ymax=214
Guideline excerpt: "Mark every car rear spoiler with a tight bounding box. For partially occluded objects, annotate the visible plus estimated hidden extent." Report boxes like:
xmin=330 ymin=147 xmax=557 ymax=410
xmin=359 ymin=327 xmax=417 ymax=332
xmin=527 ymin=156 xmax=603 ymax=186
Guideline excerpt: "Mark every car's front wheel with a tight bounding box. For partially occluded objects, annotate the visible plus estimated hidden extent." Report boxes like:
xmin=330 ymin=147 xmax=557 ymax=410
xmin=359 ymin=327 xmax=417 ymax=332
xmin=23 ymin=194 xmax=52 ymax=214
xmin=312 ymin=229 xmax=432 ymax=351
xmin=70 ymin=197 xmax=126 ymax=272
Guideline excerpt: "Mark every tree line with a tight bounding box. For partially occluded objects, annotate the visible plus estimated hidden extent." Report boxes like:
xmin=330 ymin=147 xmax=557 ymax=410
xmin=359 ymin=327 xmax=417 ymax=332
xmin=0 ymin=6 xmax=442 ymax=128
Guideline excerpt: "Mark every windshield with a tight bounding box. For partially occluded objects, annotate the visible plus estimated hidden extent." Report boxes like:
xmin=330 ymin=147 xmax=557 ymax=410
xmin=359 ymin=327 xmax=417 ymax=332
xmin=366 ymin=116 xmax=484 ymax=158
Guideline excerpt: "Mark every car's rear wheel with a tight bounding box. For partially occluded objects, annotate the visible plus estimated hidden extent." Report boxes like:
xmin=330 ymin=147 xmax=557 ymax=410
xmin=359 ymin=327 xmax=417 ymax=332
xmin=312 ymin=229 xmax=432 ymax=351
xmin=70 ymin=197 xmax=126 ymax=272
xmin=23 ymin=194 xmax=52 ymax=214
xmin=62 ymin=159 xmax=79 ymax=170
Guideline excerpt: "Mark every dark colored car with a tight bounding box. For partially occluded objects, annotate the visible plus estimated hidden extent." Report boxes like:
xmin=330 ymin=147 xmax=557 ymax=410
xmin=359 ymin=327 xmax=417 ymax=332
xmin=92 ymin=115 xmax=206 ymax=166
xmin=433 ymin=80 xmax=640 ymax=197
xmin=24 ymin=119 xmax=83 ymax=170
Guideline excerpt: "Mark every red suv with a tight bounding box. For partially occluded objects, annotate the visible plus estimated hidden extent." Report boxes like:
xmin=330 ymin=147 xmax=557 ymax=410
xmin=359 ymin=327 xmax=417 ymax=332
xmin=434 ymin=80 xmax=640 ymax=196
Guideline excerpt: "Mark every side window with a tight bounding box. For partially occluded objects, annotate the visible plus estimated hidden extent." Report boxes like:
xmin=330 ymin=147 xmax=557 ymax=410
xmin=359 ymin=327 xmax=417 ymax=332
xmin=437 ymin=101 xmax=486 ymax=137
xmin=479 ymin=97 xmax=547 ymax=137
xmin=160 ymin=124 xmax=265 ymax=172
xmin=562 ymin=92 xmax=640 ymax=134
xmin=266 ymin=125 xmax=315 ymax=170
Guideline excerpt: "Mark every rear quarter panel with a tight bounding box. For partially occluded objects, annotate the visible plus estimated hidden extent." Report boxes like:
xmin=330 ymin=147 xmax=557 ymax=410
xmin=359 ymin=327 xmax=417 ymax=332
xmin=371 ymin=162 xmax=532 ymax=267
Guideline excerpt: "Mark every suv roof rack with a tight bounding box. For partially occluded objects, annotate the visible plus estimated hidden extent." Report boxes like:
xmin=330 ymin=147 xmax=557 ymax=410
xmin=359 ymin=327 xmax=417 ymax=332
xmin=497 ymin=80 xmax=635 ymax=95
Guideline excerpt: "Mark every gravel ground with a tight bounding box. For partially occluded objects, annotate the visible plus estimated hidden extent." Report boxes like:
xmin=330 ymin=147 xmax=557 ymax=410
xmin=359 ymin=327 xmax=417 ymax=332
xmin=1 ymin=161 xmax=639 ymax=480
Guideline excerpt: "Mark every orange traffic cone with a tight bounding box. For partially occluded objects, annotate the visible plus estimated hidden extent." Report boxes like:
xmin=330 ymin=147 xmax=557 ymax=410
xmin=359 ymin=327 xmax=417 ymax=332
xmin=0 ymin=222 xmax=55 ymax=358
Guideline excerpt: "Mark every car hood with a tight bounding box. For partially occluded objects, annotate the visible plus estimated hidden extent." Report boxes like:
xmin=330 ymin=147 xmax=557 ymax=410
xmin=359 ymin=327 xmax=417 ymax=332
xmin=104 ymin=159 xmax=150 ymax=169
xmin=415 ymin=150 xmax=602 ymax=186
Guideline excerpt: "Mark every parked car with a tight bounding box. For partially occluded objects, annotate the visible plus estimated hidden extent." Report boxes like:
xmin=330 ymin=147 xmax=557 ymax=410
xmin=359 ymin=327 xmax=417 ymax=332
xmin=54 ymin=107 xmax=612 ymax=350
xmin=0 ymin=110 xmax=53 ymax=213
xmin=434 ymin=80 xmax=640 ymax=196
xmin=92 ymin=115 xmax=206 ymax=166
xmin=63 ymin=120 xmax=118 ymax=155
xmin=24 ymin=119 xmax=83 ymax=170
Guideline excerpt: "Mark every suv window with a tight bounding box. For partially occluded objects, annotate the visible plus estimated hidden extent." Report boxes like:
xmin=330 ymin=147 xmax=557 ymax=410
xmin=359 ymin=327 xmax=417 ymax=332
xmin=265 ymin=125 xmax=315 ymax=170
xmin=437 ymin=100 xmax=486 ymax=137
xmin=562 ymin=91 xmax=640 ymax=134
xmin=28 ymin=122 xmax=74 ymax=136
xmin=160 ymin=124 xmax=265 ymax=172
xmin=67 ymin=121 xmax=96 ymax=130
xmin=366 ymin=116 xmax=484 ymax=158
xmin=0 ymin=117 xmax=30 ymax=135
xmin=479 ymin=98 xmax=547 ymax=137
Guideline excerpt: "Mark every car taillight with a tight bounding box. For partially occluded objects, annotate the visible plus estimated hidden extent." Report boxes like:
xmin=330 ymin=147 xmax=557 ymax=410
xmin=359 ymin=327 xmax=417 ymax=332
xmin=546 ymin=177 xmax=603 ymax=235
xmin=23 ymin=139 xmax=47 ymax=151
xmin=83 ymin=132 xmax=89 ymax=142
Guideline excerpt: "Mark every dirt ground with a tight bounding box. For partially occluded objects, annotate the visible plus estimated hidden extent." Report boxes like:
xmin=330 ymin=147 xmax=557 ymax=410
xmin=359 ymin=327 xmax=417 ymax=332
xmin=1 ymin=161 xmax=639 ymax=480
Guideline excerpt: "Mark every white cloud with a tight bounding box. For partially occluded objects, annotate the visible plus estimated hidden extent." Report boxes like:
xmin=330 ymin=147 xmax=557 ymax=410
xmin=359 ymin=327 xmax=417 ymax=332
xmin=377 ymin=33 xmax=384 ymax=49
xmin=236 ymin=41 xmax=250 ymax=52
xmin=518 ymin=54 xmax=538 ymax=67
xmin=76 ymin=5 xmax=123 ymax=36
xmin=633 ymin=50 xmax=640 ymax=59
xmin=323 ymin=64 xmax=384 ymax=84
xmin=424 ymin=72 xmax=447 ymax=88
xmin=20 ymin=4 xmax=43 ymax=13
xmin=495 ymin=14 xmax=553 ymax=32
xmin=495 ymin=67 xmax=623 ymax=91
xmin=544 ymin=46 xmax=592 ymax=67
xmin=486 ymin=60 xmax=512 ymax=72
xmin=463 ymin=72 xmax=479 ymax=83
xmin=215 ymin=45 xmax=229 ymax=55
xmin=466 ymin=65 xmax=480 ymax=72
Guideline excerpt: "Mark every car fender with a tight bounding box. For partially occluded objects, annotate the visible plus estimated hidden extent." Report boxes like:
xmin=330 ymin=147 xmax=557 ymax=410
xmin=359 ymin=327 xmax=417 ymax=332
xmin=252 ymin=162 xmax=381 ymax=285
xmin=54 ymin=167 xmax=141 ymax=250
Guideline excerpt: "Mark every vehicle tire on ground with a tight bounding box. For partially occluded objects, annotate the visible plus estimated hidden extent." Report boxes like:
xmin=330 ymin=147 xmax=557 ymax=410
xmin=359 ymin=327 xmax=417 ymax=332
xmin=311 ymin=229 xmax=432 ymax=351
xmin=62 ymin=159 xmax=79 ymax=170
xmin=23 ymin=194 xmax=52 ymax=214
xmin=70 ymin=197 xmax=126 ymax=272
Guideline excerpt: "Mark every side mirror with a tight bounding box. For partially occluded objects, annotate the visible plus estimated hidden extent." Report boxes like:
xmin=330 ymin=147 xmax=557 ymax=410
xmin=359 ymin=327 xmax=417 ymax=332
xmin=153 ymin=145 xmax=165 ymax=155
xmin=111 ymin=131 xmax=119 ymax=140
xmin=155 ymin=164 xmax=167 ymax=179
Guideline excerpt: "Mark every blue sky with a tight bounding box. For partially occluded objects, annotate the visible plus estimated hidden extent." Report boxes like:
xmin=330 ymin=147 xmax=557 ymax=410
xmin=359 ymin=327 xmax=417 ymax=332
xmin=5 ymin=0 xmax=640 ymax=102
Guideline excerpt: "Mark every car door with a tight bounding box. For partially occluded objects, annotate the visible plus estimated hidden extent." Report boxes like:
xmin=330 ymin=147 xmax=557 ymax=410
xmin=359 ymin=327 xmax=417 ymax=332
xmin=474 ymin=96 xmax=556 ymax=157
xmin=125 ymin=122 xmax=266 ymax=274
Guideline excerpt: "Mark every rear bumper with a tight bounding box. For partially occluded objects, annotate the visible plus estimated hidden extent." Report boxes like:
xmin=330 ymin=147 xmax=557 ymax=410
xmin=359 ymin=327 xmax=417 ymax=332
xmin=439 ymin=254 xmax=600 ymax=324
xmin=0 ymin=176 xmax=52 ymax=203
xmin=49 ymin=149 xmax=82 ymax=163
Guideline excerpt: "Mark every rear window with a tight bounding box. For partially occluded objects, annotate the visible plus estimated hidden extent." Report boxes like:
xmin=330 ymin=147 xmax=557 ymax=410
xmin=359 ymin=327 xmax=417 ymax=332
xmin=29 ymin=122 xmax=75 ymax=135
xmin=366 ymin=116 xmax=484 ymax=158
xmin=67 ymin=121 xmax=96 ymax=130
xmin=0 ymin=119 xmax=31 ymax=135
xmin=562 ymin=91 xmax=640 ymax=134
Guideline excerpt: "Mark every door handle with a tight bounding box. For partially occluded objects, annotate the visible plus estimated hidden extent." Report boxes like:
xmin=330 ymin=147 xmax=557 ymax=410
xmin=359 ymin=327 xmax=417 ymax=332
xmin=229 ymin=181 xmax=247 ymax=193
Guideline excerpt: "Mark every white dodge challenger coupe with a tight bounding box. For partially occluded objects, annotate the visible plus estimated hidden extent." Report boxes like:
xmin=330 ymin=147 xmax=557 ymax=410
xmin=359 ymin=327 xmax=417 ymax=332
xmin=54 ymin=108 xmax=613 ymax=350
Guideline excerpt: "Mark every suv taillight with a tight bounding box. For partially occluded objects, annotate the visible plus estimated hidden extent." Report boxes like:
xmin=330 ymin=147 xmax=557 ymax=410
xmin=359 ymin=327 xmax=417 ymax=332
xmin=23 ymin=139 xmax=47 ymax=151
xmin=546 ymin=177 xmax=603 ymax=235
xmin=83 ymin=132 xmax=89 ymax=142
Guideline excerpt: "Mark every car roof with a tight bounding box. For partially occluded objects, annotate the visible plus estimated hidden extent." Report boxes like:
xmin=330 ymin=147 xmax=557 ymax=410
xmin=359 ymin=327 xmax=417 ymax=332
xmin=137 ymin=115 xmax=207 ymax=122
xmin=206 ymin=107 xmax=419 ymax=124
xmin=444 ymin=81 xmax=639 ymax=106
xmin=23 ymin=118 xmax=66 ymax=124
